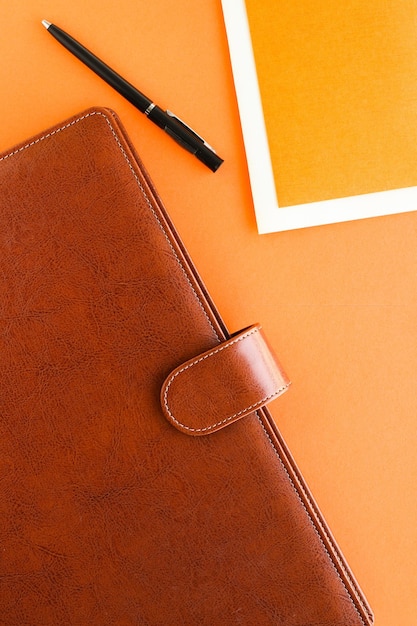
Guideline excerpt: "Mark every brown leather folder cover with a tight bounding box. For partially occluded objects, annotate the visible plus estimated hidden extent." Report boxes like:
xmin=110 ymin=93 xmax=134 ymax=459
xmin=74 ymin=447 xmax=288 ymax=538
xmin=0 ymin=108 xmax=373 ymax=625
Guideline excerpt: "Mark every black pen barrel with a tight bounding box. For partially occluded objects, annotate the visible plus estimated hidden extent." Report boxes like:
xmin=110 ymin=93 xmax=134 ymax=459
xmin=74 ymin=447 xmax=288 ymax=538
xmin=147 ymin=106 xmax=223 ymax=172
xmin=48 ymin=24 xmax=151 ymax=112
xmin=44 ymin=21 xmax=223 ymax=171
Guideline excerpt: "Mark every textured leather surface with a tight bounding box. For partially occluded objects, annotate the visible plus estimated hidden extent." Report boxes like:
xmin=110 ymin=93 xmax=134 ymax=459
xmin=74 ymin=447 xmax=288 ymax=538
xmin=0 ymin=108 xmax=373 ymax=625
xmin=161 ymin=324 xmax=290 ymax=435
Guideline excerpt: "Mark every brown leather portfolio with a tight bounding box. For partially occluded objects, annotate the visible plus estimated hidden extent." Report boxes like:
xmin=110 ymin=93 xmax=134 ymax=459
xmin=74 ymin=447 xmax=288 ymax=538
xmin=0 ymin=108 xmax=373 ymax=625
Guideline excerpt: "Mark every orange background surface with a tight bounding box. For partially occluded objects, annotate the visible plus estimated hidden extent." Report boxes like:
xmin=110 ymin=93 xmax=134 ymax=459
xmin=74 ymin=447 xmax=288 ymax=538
xmin=0 ymin=2 xmax=415 ymax=624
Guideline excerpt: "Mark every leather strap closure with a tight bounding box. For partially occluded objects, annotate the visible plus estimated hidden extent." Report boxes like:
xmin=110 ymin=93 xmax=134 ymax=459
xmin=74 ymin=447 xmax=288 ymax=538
xmin=161 ymin=324 xmax=290 ymax=436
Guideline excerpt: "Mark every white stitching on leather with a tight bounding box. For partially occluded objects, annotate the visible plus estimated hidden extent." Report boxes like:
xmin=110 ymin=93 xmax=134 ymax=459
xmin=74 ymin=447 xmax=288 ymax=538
xmin=98 ymin=112 xmax=221 ymax=342
xmin=257 ymin=417 xmax=372 ymax=625
xmin=166 ymin=384 xmax=289 ymax=433
xmin=162 ymin=326 xmax=290 ymax=432
xmin=96 ymin=114 xmax=221 ymax=341
xmin=0 ymin=112 xmax=94 ymax=162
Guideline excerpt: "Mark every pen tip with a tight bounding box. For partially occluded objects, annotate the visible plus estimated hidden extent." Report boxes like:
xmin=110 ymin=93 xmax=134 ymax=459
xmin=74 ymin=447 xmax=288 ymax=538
xmin=41 ymin=19 xmax=51 ymax=29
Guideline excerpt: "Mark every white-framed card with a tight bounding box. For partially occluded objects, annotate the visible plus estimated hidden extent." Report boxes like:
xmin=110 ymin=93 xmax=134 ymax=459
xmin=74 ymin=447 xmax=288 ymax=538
xmin=221 ymin=0 xmax=417 ymax=233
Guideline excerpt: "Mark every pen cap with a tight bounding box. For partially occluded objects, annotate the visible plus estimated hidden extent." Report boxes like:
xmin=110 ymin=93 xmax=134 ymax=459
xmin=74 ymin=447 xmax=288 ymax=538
xmin=195 ymin=146 xmax=224 ymax=172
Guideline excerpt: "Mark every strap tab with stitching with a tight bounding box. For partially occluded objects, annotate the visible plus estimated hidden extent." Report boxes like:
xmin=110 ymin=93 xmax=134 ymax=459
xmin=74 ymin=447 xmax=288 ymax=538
xmin=160 ymin=324 xmax=290 ymax=436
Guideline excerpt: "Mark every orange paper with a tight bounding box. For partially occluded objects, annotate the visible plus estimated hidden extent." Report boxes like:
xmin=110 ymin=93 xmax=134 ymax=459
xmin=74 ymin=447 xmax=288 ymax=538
xmin=247 ymin=0 xmax=417 ymax=206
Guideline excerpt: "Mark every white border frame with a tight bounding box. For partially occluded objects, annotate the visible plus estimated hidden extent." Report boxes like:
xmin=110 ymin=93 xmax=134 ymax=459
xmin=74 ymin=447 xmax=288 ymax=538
xmin=221 ymin=0 xmax=417 ymax=233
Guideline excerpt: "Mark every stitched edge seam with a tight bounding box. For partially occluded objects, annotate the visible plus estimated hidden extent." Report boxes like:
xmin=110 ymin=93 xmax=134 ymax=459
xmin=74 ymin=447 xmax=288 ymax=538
xmin=93 ymin=112 xmax=221 ymax=342
xmin=0 ymin=113 xmax=96 ymax=162
xmin=1 ymin=110 xmax=370 ymax=623
xmin=163 ymin=326 xmax=290 ymax=432
xmin=257 ymin=416 xmax=372 ymax=624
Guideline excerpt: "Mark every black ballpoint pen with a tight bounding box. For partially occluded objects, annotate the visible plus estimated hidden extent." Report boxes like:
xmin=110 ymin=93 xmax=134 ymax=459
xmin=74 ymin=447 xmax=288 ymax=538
xmin=41 ymin=20 xmax=223 ymax=172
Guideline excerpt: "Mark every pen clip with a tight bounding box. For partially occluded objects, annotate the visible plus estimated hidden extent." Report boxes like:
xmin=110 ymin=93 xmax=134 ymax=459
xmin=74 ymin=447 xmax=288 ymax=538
xmin=165 ymin=111 xmax=217 ymax=153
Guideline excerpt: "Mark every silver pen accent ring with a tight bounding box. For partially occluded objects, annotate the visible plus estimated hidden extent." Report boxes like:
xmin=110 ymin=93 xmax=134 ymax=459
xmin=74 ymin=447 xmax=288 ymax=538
xmin=144 ymin=103 xmax=155 ymax=116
